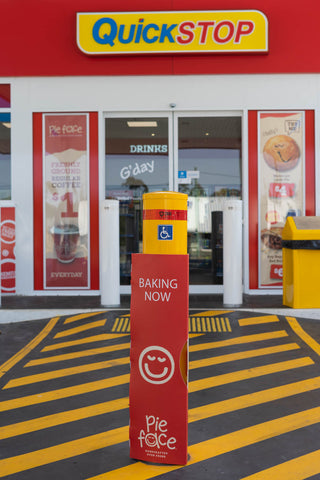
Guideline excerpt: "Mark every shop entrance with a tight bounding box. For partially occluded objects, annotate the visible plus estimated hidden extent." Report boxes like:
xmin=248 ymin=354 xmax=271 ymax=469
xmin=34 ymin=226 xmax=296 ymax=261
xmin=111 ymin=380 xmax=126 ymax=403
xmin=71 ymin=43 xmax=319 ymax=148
xmin=105 ymin=113 xmax=242 ymax=293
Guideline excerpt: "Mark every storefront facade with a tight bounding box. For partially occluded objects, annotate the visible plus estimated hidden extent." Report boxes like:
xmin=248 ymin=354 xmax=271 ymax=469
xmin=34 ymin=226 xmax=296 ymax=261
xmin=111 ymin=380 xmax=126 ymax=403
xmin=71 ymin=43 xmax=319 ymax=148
xmin=0 ymin=1 xmax=319 ymax=302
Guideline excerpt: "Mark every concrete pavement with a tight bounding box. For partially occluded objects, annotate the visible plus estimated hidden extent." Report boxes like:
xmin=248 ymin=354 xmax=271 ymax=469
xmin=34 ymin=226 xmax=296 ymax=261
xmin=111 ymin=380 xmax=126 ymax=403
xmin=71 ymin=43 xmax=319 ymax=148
xmin=0 ymin=306 xmax=320 ymax=324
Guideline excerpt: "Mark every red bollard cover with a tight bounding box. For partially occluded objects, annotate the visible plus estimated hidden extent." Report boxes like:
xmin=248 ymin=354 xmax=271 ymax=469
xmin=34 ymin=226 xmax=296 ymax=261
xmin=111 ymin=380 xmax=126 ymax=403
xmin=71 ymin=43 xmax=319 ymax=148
xmin=129 ymin=253 xmax=189 ymax=465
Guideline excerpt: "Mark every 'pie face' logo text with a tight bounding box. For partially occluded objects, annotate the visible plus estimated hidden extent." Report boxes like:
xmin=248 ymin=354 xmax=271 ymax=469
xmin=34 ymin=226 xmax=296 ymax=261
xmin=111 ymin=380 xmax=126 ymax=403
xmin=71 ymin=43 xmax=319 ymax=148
xmin=139 ymin=346 xmax=175 ymax=385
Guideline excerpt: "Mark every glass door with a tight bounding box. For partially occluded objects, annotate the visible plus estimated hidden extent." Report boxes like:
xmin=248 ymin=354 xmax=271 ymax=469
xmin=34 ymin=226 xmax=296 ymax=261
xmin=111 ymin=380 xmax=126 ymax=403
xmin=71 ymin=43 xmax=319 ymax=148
xmin=105 ymin=112 xmax=242 ymax=291
xmin=105 ymin=115 xmax=171 ymax=285
xmin=174 ymin=114 xmax=242 ymax=290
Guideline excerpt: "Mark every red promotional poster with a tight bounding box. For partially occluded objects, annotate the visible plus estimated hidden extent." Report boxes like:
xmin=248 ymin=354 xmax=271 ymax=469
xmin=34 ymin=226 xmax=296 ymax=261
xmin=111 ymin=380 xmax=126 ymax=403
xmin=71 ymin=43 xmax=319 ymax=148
xmin=0 ymin=207 xmax=15 ymax=293
xmin=129 ymin=253 xmax=189 ymax=465
xmin=44 ymin=114 xmax=89 ymax=288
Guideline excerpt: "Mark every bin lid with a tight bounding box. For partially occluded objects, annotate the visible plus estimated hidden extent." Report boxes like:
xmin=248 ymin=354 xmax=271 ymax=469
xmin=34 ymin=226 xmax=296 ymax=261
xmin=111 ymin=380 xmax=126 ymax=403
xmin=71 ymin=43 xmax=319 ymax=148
xmin=282 ymin=216 xmax=320 ymax=240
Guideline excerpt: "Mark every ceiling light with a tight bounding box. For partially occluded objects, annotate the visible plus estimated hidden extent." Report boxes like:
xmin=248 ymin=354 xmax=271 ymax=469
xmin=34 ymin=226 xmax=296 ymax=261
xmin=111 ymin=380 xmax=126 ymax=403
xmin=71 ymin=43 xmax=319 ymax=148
xmin=127 ymin=121 xmax=158 ymax=127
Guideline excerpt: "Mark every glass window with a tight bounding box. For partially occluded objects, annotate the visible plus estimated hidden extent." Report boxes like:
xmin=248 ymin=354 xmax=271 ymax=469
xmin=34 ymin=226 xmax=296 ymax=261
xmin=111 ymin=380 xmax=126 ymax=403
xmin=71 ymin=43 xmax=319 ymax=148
xmin=0 ymin=84 xmax=10 ymax=108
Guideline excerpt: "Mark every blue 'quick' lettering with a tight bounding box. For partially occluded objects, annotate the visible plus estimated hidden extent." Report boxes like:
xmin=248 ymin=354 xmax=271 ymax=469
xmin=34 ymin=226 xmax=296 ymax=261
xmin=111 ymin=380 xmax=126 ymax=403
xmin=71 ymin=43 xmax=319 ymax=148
xmin=159 ymin=24 xmax=178 ymax=43
xmin=135 ymin=19 xmax=144 ymax=43
xmin=92 ymin=18 xmax=117 ymax=46
xmin=118 ymin=24 xmax=135 ymax=44
xmin=142 ymin=24 xmax=160 ymax=43
xmin=92 ymin=18 xmax=178 ymax=47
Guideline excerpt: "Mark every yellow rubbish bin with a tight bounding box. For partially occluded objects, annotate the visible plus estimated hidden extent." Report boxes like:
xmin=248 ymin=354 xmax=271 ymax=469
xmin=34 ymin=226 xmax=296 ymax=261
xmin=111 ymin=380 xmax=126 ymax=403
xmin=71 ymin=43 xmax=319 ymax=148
xmin=142 ymin=191 xmax=188 ymax=254
xmin=282 ymin=216 xmax=320 ymax=308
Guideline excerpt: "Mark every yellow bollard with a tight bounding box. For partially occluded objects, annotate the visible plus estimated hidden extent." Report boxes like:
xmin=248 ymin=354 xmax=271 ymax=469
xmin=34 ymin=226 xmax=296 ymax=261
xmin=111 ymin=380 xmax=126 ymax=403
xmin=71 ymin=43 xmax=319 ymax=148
xmin=142 ymin=191 xmax=188 ymax=255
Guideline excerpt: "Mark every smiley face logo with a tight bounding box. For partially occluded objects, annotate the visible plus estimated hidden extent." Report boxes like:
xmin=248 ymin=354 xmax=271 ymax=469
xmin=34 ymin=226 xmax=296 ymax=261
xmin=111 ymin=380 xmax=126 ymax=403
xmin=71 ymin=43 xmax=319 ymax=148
xmin=139 ymin=346 xmax=175 ymax=385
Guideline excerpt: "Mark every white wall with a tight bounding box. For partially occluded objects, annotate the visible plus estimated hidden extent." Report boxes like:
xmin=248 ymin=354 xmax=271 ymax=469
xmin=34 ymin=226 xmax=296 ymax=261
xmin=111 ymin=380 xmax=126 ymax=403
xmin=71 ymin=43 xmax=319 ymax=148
xmin=7 ymin=74 xmax=320 ymax=295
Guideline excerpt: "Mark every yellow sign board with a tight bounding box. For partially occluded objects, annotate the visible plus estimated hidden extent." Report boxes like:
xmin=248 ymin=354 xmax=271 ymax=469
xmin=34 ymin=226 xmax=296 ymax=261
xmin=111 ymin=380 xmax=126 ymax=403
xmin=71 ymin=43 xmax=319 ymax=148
xmin=77 ymin=10 xmax=268 ymax=55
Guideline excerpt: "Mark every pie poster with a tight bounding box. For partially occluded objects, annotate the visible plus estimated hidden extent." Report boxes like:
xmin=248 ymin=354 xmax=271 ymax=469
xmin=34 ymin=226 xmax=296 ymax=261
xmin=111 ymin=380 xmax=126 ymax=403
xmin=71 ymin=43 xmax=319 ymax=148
xmin=259 ymin=112 xmax=304 ymax=287
xmin=44 ymin=114 xmax=89 ymax=288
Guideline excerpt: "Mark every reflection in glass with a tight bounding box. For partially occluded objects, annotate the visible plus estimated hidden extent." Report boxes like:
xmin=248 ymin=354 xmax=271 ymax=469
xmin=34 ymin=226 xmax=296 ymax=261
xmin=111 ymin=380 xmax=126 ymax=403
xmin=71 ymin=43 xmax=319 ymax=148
xmin=178 ymin=117 xmax=242 ymax=285
xmin=105 ymin=118 xmax=169 ymax=284
xmin=0 ymin=85 xmax=10 ymax=108
xmin=0 ymin=113 xmax=11 ymax=200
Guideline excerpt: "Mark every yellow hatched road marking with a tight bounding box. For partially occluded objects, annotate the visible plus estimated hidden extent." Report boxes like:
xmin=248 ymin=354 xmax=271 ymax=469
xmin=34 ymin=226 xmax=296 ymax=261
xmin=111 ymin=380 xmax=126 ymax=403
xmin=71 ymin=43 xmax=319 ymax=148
xmin=0 ymin=374 xmax=130 ymax=412
xmin=0 ymin=426 xmax=129 ymax=478
xmin=216 ymin=317 xmax=221 ymax=332
xmin=122 ymin=317 xmax=130 ymax=332
xmin=188 ymin=317 xmax=234 ymax=333
xmin=189 ymin=357 xmax=314 ymax=393
xmin=225 ymin=317 xmax=232 ymax=332
xmin=5 ymin=370 xmax=320 ymax=442
xmin=0 ymin=397 xmax=129 ymax=440
xmin=118 ymin=317 xmax=124 ymax=331
xmin=1 ymin=356 xmax=310 ymax=414
xmin=211 ymin=318 xmax=217 ymax=332
xmin=26 ymin=342 xmax=131 ymax=367
xmin=239 ymin=315 xmax=280 ymax=326
xmin=206 ymin=318 xmax=211 ymax=332
xmin=0 ymin=317 xmax=59 ymax=379
xmin=201 ymin=318 xmax=206 ymax=332
xmin=112 ymin=317 xmax=131 ymax=332
xmin=54 ymin=320 xmax=107 ymax=339
xmin=42 ymin=333 xmax=128 ymax=352
xmin=190 ymin=330 xmax=288 ymax=353
xmin=112 ymin=314 xmax=130 ymax=332
xmin=3 ymin=357 xmax=130 ymax=389
xmin=111 ymin=318 xmax=120 ymax=332
xmin=189 ymin=375 xmax=320 ymax=423
xmin=189 ymin=343 xmax=300 ymax=370
xmin=3 ymin=396 xmax=320 ymax=478
xmin=192 ymin=317 xmax=196 ymax=332
xmin=85 ymin=405 xmax=320 ymax=480
xmin=64 ymin=312 xmax=106 ymax=324
xmin=287 ymin=317 xmax=320 ymax=357
xmin=191 ymin=310 xmax=233 ymax=316
xmin=240 ymin=448 xmax=320 ymax=480
xmin=221 ymin=318 xmax=227 ymax=332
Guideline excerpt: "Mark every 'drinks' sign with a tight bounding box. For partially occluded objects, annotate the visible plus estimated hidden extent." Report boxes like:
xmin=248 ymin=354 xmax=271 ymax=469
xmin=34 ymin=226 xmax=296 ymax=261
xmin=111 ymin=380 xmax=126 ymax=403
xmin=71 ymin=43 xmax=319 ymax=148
xmin=129 ymin=254 xmax=189 ymax=465
xmin=77 ymin=10 xmax=268 ymax=55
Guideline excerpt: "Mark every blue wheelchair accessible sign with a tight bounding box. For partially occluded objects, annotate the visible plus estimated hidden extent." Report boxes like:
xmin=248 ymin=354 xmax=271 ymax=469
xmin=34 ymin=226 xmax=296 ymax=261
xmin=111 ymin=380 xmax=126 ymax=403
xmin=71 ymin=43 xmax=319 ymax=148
xmin=158 ymin=225 xmax=173 ymax=240
xmin=178 ymin=170 xmax=187 ymax=179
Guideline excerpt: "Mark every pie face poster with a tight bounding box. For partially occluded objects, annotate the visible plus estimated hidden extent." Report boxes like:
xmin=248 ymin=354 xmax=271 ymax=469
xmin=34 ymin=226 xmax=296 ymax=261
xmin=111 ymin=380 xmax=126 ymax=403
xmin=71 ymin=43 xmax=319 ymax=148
xmin=43 ymin=114 xmax=89 ymax=288
xmin=0 ymin=207 xmax=15 ymax=293
xmin=259 ymin=112 xmax=304 ymax=287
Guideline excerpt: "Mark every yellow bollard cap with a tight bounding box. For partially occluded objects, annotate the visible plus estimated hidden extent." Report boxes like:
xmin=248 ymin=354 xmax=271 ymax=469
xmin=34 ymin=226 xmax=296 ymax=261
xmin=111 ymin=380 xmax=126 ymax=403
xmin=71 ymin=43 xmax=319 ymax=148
xmin=142 ymin=191 xmax=188 ymax=255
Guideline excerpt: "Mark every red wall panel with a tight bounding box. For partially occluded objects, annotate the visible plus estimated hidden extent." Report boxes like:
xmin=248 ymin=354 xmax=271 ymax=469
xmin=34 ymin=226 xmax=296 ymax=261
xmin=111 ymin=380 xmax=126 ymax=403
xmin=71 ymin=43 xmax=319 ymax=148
xmin=2 ymin=1 xmax=320 ymax=76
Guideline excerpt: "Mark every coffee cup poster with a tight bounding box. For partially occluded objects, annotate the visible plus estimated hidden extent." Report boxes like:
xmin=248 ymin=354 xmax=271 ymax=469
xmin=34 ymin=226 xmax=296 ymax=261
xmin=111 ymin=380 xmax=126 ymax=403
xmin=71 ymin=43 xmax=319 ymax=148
xmin=259 ymin=112 xmax=304 ymax=287
xmin=44 ymin=114 xmax=89 ymax=288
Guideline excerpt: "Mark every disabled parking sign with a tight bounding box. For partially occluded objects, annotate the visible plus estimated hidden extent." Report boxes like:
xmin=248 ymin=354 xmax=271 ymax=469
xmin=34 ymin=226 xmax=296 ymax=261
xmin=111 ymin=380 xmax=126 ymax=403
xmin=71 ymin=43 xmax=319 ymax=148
xmin=158 ymin=225 xmax=173 ymax=240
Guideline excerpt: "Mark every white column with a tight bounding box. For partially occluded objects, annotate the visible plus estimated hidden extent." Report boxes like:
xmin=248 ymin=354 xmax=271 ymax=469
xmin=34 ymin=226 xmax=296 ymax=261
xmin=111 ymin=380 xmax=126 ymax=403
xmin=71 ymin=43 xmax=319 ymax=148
xmin=223 ymin=199 xmax=243 ymax=307
xmin=100 ymin=199 xmax=120 ymax=307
